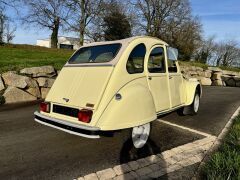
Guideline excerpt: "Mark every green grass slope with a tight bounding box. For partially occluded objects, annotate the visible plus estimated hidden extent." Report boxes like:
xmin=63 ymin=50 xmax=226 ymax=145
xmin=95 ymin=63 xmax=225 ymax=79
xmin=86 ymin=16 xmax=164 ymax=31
xmin=0 ymin=44 xmax=73 ymax=73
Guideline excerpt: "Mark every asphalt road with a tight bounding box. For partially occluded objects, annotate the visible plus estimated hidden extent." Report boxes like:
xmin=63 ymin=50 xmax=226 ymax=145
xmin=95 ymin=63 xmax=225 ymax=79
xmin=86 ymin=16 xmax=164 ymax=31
xmin=0 ymin=86 xmax=239 ymax=180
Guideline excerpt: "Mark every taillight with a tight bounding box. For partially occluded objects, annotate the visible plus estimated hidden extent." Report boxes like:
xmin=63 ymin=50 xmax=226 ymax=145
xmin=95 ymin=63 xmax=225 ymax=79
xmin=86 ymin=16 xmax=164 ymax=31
xmin=78 ymin=109 xmax=93 ymax=123
xmin=40 ymin=102 xmax=50 ymax=113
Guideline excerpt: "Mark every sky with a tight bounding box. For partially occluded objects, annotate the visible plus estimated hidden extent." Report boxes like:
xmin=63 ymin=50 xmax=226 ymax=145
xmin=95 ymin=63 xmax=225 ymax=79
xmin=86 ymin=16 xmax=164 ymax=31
xmin=7 ymin=0 xmax=240 ymax=45
xmin=191 ymin=0 xmax=240 ymax=42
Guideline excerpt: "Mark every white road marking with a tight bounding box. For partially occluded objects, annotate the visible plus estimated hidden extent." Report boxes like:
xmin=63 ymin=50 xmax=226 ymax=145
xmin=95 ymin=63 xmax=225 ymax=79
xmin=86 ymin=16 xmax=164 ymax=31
xmin=157 ymin=119 xmax=216 ymax=138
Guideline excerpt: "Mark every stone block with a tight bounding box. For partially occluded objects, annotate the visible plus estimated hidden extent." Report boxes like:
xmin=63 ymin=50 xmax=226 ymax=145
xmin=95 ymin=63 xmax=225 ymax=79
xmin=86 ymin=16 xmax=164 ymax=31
xmin=84 ymin=173 xmax=98 ymax=180
xmin=113 ymin=164 xmax=131 ymax=175
xmin=128 ymin=161 xmax=139 ymax=171
xmin=212 ymin=72 xmax=223 ymax=80
xmin=37 ymin=77 xmax=55 ymax=87
xmin=20 ymin=66 xmax=56 ymax=77
xmin=199 ymin=77 xmax=212 ymax=86
xmin=212 ymin=80 xmax=223 ymax=86
xmin=3 ymin=86 xmax=36 ymax=103
xmin=26 ymin=87 xmax=41 ymax=98
xmin=0 ymin=75 xmax=5 ymax=91
xmin=41 ymin=88 xmax=50 ymax=99
xmin=96 ymin=168 xmax=116 ymax=180
xmin=135 ymin=166 xmax=152 ymax=176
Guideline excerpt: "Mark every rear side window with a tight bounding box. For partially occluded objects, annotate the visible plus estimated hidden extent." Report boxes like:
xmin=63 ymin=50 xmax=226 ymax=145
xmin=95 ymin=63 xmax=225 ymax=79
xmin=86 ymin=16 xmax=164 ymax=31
xmin=126 ymin=44 xmax=146 ymax=74
xmin=68 ymin=43 xmax=121 ymax=64
xmin=148 ymin=47 xmax=165 ymax=73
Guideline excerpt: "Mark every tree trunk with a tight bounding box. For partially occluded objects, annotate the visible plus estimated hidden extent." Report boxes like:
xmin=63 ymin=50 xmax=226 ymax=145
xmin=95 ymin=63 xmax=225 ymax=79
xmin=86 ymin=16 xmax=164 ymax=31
xmin=216 ymin=57 xmax=221 ymax=66
xmin=51 ymin=17 xmax=60 ymax=48
xmin=79 ymin=20 xmax=85 ymax=46
xmin=79 ymin=0 xmax=85 ymax=46
xmin=0 ymin=14 xmax=4 ymax=44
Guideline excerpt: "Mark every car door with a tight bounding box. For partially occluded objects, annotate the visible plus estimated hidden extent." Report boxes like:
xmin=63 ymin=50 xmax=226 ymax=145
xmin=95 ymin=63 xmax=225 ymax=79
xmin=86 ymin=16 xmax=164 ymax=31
xmin=147 ymin=45 xmax=171 ymax=112
xmin=167 ymin=56 xmax=184 ymax=108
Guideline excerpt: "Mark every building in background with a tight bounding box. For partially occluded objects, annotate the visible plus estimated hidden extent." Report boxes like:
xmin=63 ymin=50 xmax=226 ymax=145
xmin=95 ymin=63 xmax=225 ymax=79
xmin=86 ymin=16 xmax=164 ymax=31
xmin=36 ymin=36 xmax=82 ymax=50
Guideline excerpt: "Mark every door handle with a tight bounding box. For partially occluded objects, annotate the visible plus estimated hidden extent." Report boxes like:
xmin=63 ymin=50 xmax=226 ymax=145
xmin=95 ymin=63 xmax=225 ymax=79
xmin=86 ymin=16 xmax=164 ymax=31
xmin=148 ymin=77 xmax=152 ymax=80
xmin=169 ymin=76 xmax=173 ymax=79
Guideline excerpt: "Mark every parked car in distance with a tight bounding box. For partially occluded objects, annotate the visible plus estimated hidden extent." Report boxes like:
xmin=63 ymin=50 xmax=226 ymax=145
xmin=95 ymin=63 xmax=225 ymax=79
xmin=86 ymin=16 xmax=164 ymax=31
xmin=34 ymin=36 xmax=202 ymax=148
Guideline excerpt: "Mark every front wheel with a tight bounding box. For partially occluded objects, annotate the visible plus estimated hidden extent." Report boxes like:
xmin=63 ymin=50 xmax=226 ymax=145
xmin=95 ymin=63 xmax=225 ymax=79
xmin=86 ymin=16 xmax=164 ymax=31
xmin=178 ymin=92 xmax=200 ymax=116
xmin=185 ymin=92 xmax=200 ymax=115
xmin=132 ymin=123 xmax=151 ymax=149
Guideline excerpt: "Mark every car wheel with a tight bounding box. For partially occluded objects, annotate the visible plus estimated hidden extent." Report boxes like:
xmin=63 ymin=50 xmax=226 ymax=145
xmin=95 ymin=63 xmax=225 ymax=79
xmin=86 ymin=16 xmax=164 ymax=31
xmin=193 ymin=93 xmax=200 ymax=113
xmin=131 ymin=123 xmax=151 ymax=149
xmin=184 ymin=92 xmax=200 ymax=115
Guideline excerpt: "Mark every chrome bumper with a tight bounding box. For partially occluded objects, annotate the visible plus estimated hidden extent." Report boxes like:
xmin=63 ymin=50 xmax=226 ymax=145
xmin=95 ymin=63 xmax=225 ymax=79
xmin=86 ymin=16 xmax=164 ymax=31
xmin=34 ymin=111 xmax=101 ymax=138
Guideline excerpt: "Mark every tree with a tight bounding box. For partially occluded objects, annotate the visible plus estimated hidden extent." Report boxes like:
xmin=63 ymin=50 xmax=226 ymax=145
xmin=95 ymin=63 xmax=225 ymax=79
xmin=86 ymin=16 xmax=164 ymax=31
xmin=212 ymin=40 xmax=240 ymax=67
xmin=22 ymin=0 xmax=70 ymax=48
xmin=4 ymin=21 xmax=16 ymax=43
xmin=65 ymin=0 xmax=103 ymax=45
xmin=195 ymin=36 xmax=216 ymax=64
xmin=132 ymin=0 xmax=202 ymax=60
xmin=85 ymin=0 xmax=136 ymax=42
xmin=103 ymin=2 xmax=131 ymax=40
xmin=0 ymin=0 xmax=18 ymax=44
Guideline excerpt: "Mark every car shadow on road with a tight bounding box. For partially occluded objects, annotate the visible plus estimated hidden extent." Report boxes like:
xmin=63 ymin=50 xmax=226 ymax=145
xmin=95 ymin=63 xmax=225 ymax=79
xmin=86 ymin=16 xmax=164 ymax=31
xmin=119 ymin=135 xmax=168 ymax=179
xmin=120 ymin=138 xmax=160 ymax=163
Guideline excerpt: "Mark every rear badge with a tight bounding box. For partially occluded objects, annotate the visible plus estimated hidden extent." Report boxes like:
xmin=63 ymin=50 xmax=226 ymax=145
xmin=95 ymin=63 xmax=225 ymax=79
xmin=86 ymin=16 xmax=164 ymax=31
xmin=63 ymin=98 xmax=70 ymax=102
xmin=86 ymin=103 xmax=94 ymax=108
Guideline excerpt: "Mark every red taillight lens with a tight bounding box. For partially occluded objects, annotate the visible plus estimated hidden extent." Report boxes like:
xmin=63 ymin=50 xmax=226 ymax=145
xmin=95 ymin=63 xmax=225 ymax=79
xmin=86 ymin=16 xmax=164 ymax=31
xmin=78 ymin=109 xmax=93 ymax=123
xmin=40 ymin=102 xmax=50 ymax=113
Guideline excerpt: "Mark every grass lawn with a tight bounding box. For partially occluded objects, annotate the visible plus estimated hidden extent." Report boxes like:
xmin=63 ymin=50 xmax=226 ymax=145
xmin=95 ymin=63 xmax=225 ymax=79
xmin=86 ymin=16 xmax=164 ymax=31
xmin=202 ymin=114 xmax=240 ymax=179
xmin=0 ymin=44 xmax=74 ymax=74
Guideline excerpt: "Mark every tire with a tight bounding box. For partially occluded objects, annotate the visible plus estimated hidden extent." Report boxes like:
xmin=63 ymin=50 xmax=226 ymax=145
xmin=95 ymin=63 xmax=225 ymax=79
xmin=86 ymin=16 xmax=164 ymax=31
xmin=120 ymin=122 xmax=157 ymax=163
xmin=184 ymin=92 xmax=200 ymax=115
xmin=177 ymin=107 xmax=185 ymax=116
xmin=131 ymin=123 xmax=151 ymax=149
xmin=122 ymin=123 xmax=151 ymax=149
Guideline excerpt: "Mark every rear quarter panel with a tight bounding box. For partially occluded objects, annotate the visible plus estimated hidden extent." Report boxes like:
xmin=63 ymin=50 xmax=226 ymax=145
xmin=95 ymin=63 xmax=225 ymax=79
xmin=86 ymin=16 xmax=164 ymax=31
xmin=96 ymin=78 xmax=156 ymax=130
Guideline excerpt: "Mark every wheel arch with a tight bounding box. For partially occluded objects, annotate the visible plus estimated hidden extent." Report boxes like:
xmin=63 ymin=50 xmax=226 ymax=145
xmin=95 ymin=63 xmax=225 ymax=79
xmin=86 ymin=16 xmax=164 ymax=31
xmin=185 ymin=80 xmax=202 ymax=106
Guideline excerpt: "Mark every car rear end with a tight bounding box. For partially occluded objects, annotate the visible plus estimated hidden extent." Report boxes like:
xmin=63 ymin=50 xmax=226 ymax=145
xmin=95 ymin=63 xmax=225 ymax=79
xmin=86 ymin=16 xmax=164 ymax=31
xmin=34 ymin=42 xmax=123 ymax=138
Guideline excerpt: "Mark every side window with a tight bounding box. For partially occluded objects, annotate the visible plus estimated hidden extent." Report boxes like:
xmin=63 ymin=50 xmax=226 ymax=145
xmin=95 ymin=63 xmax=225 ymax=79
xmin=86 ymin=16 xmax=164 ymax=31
xmin=126 ymin=43 xmax=146 ymax=74
xmin=168 ymin=59 xmax=178 ymax=73
xmin=148 ymin=47 xmax=165 ymax=73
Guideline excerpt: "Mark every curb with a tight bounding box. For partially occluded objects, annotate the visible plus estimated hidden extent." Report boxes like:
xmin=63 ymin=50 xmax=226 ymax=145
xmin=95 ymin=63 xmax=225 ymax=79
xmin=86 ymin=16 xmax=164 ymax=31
xmin=76 ymin=136 xmax=217 ymax=180
xmin=195 ymin=105 xmax=240 ymax=178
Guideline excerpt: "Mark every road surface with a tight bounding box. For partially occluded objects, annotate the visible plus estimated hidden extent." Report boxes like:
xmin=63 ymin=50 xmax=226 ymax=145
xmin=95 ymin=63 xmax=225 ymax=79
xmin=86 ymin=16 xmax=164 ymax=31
xmin=0 ymin=86 xmax=239 ymax=179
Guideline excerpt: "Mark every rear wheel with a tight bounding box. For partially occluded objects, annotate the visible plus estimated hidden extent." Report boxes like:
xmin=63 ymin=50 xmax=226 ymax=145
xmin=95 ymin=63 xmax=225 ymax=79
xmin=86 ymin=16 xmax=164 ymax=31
xmin=132 ymin=123 xmax=151 ymax=149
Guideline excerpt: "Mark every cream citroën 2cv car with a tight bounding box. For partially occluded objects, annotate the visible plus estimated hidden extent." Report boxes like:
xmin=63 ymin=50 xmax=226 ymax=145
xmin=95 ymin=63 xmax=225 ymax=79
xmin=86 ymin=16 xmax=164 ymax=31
xmin=34 ymin=36 xmax=202 ymax=148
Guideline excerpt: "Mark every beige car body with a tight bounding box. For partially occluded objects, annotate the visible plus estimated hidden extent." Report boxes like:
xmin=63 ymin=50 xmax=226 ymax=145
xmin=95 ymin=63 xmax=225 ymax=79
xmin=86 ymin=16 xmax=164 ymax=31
xmin=34 ymin=36 xmax=201 ymax=138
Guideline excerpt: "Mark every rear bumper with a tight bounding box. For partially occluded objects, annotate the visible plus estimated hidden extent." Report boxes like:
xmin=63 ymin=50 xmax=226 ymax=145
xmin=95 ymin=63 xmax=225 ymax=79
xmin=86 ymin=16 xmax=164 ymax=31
xmin=34 ymin=111 xmax=101 ymax=138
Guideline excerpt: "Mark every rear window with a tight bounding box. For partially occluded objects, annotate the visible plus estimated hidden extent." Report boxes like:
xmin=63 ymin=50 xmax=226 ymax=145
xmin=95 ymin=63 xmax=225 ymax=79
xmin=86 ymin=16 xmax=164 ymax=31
xmin=68 ymin=43 xmax=121 ymax=64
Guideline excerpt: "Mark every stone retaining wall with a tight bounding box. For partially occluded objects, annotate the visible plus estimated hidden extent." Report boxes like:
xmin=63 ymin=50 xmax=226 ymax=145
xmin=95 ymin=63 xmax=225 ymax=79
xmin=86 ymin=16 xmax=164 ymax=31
xmin=180 ymin=65 xmax=240 ymax=87
xmin=0 ymin=65 xmax=239 ymax=104
xmin=0 ymin=66 xmax=57 ymax=104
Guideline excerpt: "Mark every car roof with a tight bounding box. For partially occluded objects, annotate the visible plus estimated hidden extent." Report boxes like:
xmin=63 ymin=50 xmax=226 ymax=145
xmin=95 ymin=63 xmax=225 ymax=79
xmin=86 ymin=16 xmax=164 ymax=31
xmin=83 ymin=36 xmax=168 ymax=47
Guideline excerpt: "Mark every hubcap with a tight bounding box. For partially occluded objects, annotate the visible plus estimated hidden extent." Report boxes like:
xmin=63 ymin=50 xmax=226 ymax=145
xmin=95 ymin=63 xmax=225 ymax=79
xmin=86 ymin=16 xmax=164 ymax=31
xmin=132 ymin=123 xmax=150 ymax=148
xmin=194 ymin=94 xmax=200 ymax=113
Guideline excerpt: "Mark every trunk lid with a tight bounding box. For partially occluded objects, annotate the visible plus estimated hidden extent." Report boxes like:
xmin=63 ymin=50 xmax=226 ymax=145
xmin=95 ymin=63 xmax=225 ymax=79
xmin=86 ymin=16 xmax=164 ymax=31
xmin=46 ymin=66 xmax=113 ymax=110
